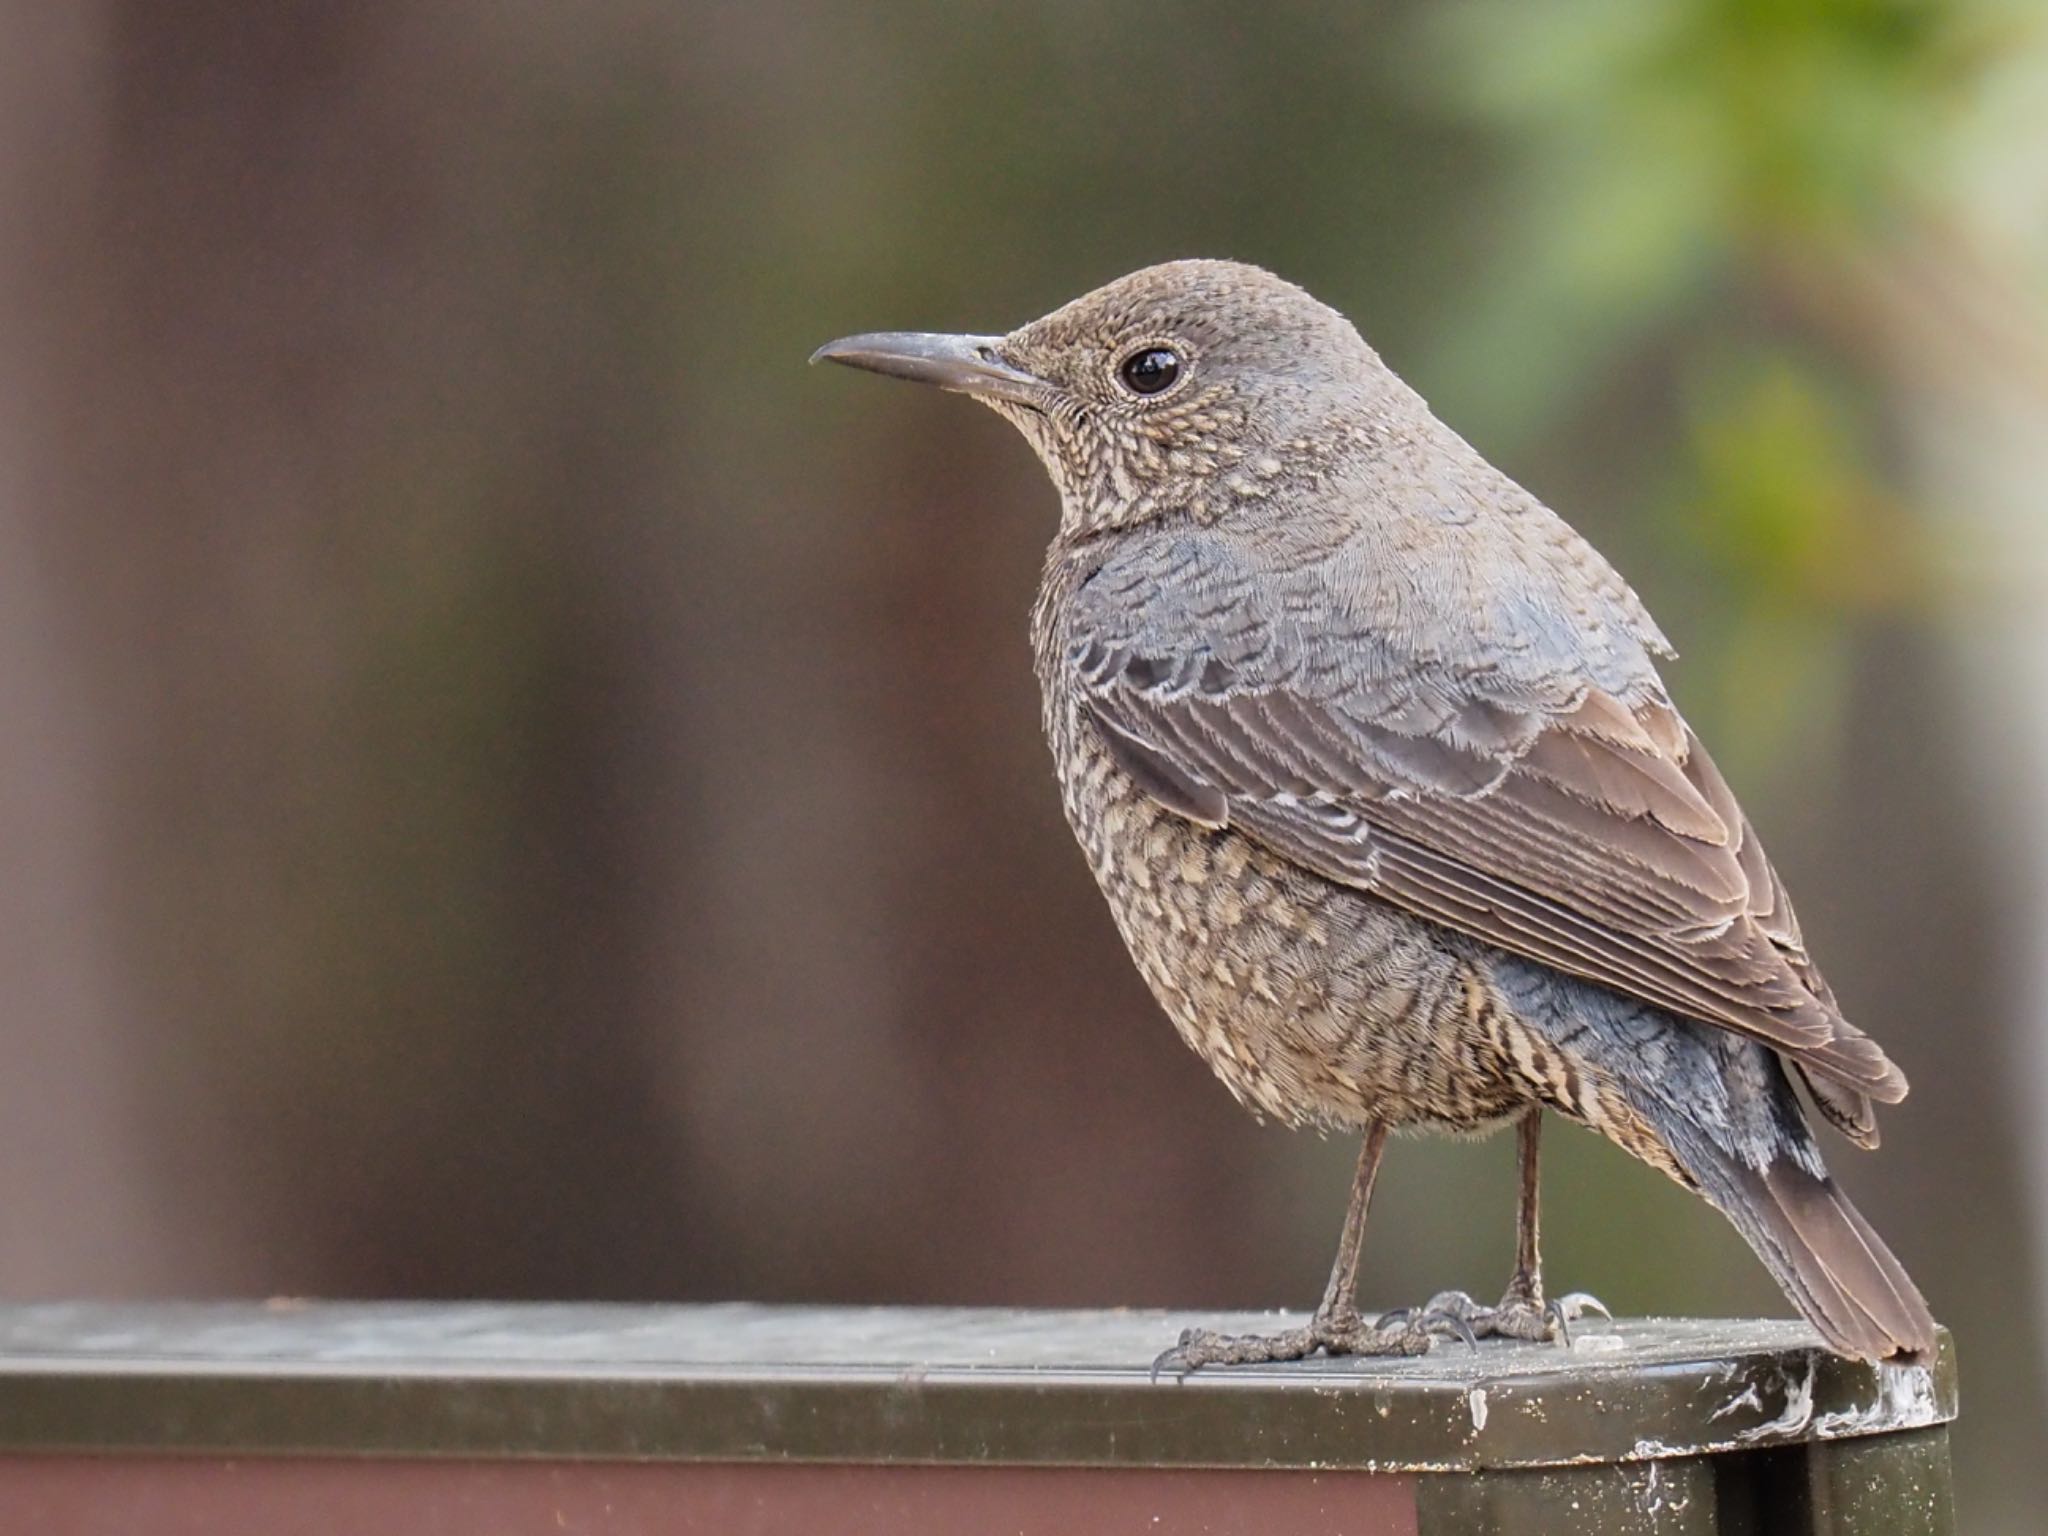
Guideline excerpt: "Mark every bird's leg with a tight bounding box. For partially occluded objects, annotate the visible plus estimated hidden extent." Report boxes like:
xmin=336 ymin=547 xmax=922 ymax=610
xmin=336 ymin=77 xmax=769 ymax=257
xmin=1379 ymin=1110 xmax=1606 ymax=1345
xmin=1482 ymin=1109 xmax=1566 ymax=1340
xmin=1152 ymin=1122 xmax=1473 ymax=1378
xmin=1478 ymin=1107 xmax=1549 ymax=1320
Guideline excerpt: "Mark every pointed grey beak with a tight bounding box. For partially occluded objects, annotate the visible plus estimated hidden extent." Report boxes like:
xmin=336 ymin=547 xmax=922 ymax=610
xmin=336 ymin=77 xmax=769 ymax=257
xmin=810 ymin=332 xmax=1048 ymax=408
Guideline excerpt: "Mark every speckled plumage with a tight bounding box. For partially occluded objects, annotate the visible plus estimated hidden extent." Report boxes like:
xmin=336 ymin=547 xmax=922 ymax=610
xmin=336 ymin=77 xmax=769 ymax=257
xmin=1036 ymin=551 xmax=1643 ymax=1140
xmin=815 ymin=260 xmax=1935 ymax=1364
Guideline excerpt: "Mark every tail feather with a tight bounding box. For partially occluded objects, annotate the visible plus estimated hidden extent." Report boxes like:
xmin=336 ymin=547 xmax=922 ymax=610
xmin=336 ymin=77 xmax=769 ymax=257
xmin=1715 ymin=1156 xmax=1935 ymax=1361
xmin=1499 ymin=956 xmax=1931 ymax=1360
xmin=1796 ymin=1064 xmax=1879 ymax=1150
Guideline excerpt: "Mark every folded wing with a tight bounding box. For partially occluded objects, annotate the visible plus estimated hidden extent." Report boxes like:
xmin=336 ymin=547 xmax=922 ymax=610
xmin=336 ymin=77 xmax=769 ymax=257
xmin=1066 ymin=527 xmax=1902 ymax=1130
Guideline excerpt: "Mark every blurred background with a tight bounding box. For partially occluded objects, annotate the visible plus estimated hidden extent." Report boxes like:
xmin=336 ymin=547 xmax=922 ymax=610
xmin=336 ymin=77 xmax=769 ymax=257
xmin=2 ymin=0 xmax=2044 ymax=1523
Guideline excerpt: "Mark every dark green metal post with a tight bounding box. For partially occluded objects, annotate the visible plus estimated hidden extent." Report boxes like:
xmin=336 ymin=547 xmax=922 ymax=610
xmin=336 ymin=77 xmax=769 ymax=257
xmin=0 ymin=1304 xmax=1956 ymax=1533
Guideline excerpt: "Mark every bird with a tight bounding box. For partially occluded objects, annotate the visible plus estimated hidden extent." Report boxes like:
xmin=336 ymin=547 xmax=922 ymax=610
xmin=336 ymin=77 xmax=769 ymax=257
xmin=812 ymin=259 xmax=1935 ymax=1370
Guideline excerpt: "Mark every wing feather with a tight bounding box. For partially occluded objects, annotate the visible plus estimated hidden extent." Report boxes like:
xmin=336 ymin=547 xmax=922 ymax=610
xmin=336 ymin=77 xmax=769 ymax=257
xmin=1065 ymin=532 xmax=1904 ymax=1107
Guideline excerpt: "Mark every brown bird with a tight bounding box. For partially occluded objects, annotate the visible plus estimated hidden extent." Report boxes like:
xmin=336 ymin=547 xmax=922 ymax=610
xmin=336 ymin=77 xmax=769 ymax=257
xmin=813 ymin=260 xmax=1935 ymax=1368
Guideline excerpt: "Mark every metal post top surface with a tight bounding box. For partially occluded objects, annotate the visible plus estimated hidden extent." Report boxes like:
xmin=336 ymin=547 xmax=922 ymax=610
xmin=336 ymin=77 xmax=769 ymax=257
xmin=0 ymin=1302 xmax=1956 ymax=1473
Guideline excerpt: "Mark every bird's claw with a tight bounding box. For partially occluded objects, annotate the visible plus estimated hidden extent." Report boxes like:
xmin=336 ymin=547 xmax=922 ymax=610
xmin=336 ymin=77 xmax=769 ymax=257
xmin=1373 ymin=1293 xmax=1482 ymax=1352
xmin=1151 ymin=1286 xmax=1608 ymax=1378
xmin=1150 ymin=1321 xmax=1325 ymax=1381
xmin=1375 ymin=1285 xmax=1608 ymax=1348
xmin=1150 ymin=1307 xmax=1433 ymax=1381
xmin=1554 ymin=1290 xmax=1610 ymax=1319
xmin=1541 ymin=1291 xmax=1609 ymax=1348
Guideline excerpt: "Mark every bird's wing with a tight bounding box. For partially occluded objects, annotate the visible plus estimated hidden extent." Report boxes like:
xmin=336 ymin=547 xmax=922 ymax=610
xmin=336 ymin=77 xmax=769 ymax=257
xmin=1063 ymin=526 xmax=1902 ymax=1113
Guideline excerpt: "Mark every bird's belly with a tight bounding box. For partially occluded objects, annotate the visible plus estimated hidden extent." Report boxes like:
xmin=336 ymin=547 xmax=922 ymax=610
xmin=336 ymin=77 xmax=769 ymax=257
xmin=1058 ymin=746 xmax=1537 ymax=1132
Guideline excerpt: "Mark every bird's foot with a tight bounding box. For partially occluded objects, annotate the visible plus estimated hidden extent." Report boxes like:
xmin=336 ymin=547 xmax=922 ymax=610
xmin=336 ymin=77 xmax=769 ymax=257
xmin=1151 ymin=1306 xmax=1476 ymax=1381
xmin=1377 ymin=1285 xmax=1608 ymax=1347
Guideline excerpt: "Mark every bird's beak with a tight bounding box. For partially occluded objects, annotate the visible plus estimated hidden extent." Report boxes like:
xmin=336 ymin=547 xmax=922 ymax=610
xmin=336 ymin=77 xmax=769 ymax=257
xmin=810 ymin=332 xmax=1048 ymax=409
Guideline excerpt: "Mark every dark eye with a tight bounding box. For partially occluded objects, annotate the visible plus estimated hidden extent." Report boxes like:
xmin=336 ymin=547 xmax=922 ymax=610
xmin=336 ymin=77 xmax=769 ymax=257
xmin=1118 ymin=346 xmax=1181 ymax=396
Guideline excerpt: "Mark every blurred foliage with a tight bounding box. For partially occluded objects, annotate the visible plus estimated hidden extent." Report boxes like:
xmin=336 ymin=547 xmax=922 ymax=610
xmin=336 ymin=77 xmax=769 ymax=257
xmin=1672 ymin=355 xmax=1928 ymax=758
xmin=1424 ymin=0 xmax=1986 ymax=405
xmin=1419 ymin=0 xmax=2030 ymax=766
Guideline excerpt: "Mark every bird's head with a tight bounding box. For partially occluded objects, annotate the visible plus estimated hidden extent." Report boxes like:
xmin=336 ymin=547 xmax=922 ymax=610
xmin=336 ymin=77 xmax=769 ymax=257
xmin=814 ymin=260 xmax=1410 ymax=538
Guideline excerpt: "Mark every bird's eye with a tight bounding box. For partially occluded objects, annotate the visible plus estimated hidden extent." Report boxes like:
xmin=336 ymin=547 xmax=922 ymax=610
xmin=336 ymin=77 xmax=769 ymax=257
xmin=1118 ymin=346 xmax=1181 ymax=396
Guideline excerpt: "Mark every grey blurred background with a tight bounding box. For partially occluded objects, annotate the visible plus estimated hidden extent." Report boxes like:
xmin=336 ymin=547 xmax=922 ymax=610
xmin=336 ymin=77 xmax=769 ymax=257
xmin=2 ymin=1 xmax=2044 ymax=1526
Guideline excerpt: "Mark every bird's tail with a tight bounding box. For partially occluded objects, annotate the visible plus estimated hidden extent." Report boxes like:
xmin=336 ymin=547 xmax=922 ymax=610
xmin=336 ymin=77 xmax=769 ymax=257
xmin=1507 ymin=960 xmax=1934 ymax=1360
xmin=1681 ymin=1143 xmax=1935 ymax=1362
